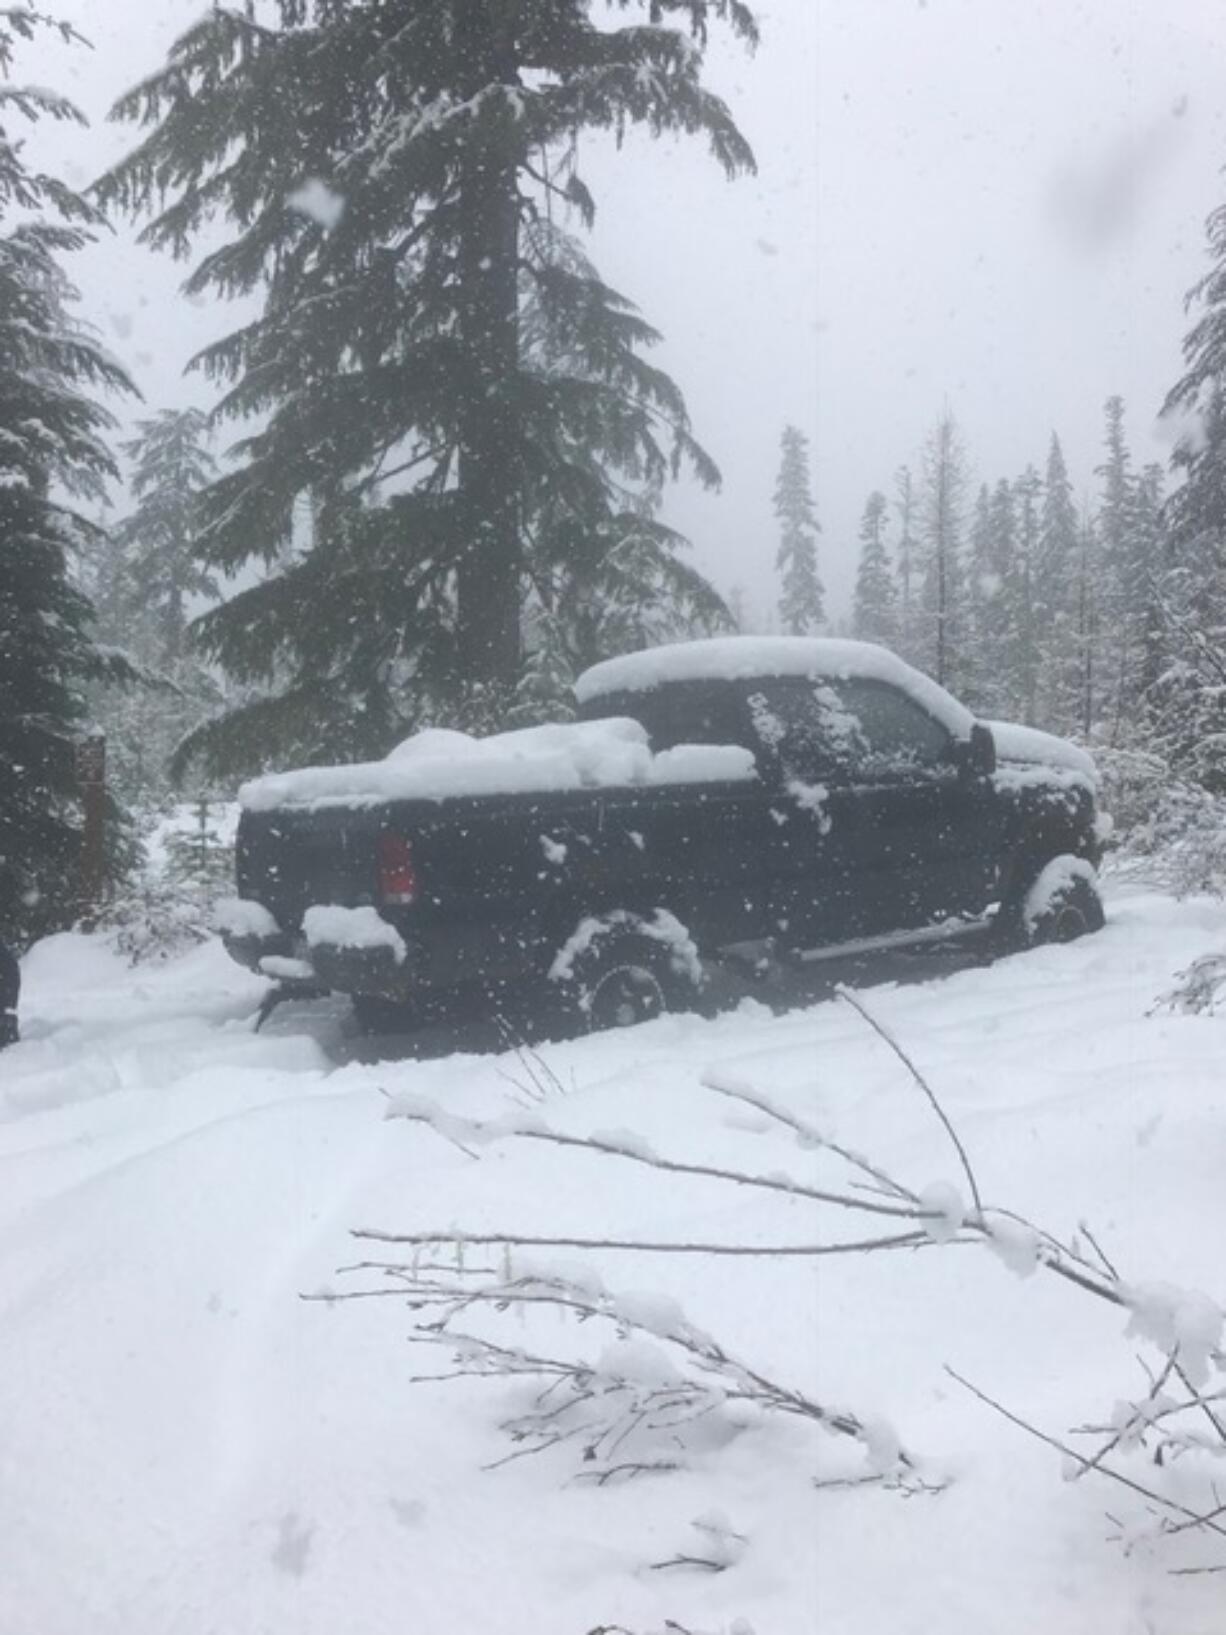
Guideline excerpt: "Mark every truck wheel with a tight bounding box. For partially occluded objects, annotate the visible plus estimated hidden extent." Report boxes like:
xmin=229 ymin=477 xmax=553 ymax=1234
xmin=587 ymin=949 xmax=670 ymax=1029
xmin=555 ymin=916 xmax=705 ymax=1032
xmin=1003 ymin=855 xmax=1105 ymax=950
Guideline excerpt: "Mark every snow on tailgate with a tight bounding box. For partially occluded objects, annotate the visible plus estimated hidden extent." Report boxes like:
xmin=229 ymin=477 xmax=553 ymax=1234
xmin=239 ymin=717 xmax=757 ymax=811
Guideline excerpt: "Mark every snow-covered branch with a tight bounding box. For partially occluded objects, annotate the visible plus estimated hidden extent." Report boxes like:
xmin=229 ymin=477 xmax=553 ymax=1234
xmin=344 ymin=995 xmax=1226 ymax=1567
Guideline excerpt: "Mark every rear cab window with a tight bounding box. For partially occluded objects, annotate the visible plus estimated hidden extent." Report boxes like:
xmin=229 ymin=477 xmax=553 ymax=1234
xmin=582 ymin=682 xmax=753 ymax=754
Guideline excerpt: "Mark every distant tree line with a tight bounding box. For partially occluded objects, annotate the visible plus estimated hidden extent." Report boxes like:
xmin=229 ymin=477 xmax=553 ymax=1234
xmin=842 ymin=400 xmax=1175 ymax=754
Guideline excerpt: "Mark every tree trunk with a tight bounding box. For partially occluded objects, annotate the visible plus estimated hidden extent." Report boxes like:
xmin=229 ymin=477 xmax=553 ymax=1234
xmin=454 ymin=4 xmax=522 ymax=707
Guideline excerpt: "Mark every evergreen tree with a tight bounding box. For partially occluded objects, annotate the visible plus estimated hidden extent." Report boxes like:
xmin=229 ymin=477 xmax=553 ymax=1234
xmin=0 ymin=11 xmax=136 ymax=941
xmin=1035 ymin=433 xmax=1081 ymax=732
xmin=965 ymin=478 xmax=1016 ymax=716
xmin=893 ymin=464 xmax=918 ymax=660
xmin=98 ymin=1 xmax=756 ymax=775
xmin=964 ymin=482 xmax=994 ymax=707
xmin=1097 ymin=396 xmax=1132 ymax=568
xmin=1132 ymin=462 xmax=1169 ymax=705
xmin=90 ymin=410 xmax=224 ymax=799
xmin=1095 ymin=395 xmax=1161 ymax=734
xmin=113 ymin=411 xmax=218 ymax=666
xmin=1149 ymin=388 xmax=1226 ymax=787
xmin=851 ymin=490 xmax=897 ymax=645
xmin=1157 ymin=196 xmax=1226 ymax=784
xmin=506 ymin=606 xmax=576 ymax=728
xmin=773 ymin=425 xmax=824 ymax=634
xmin=1008 ymin=465 xmax=1041 ymax=723
xmin=917 ymin=412 xmax=967 ymax=687
xmin=1074 ymin=507 xmax=1101 ymax=739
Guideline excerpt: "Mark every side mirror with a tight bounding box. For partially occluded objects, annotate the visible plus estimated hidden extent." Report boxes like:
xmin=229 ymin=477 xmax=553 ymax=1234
xmin=964 ymin=722 xmax=996 ymax=776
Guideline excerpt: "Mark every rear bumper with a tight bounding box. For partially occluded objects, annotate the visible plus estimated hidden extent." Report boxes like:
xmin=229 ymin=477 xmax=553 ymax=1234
xmin=222 ymin=925 xmax=417 ymax=999
xmin=307 ymin=939 xmax=416 ymax=998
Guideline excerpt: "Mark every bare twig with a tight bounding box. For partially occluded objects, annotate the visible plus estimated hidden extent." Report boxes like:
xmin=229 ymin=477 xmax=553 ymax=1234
xmin=386 ymin=1105 xmax=929 ymax=1222
xmin=348 ymin=1230 xmax=938 ymax=1258
xmin=1071 ymin=1355 xmax=1177 ymax=1483
xmin=948 ymin=1368 xmax=1226 ymax=1542
xmin=836 ymin=986 xmax=984 ymax=1217
xmin=700 ymin=1070 xmax=919 ymax=1202
xmin=1079 ymin=1220 xmax=1120 ymax=1281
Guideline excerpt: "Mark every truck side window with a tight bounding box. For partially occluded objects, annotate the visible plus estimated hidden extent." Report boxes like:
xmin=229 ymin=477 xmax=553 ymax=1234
xmin=744 ymin=679 xmax=853 ymax=776
xmin=830 ymin=679 xmax=953 ymax=777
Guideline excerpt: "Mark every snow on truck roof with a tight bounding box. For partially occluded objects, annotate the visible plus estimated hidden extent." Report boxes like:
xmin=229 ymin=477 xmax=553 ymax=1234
xmin=574 ymin=636 xmax=976 ymax=737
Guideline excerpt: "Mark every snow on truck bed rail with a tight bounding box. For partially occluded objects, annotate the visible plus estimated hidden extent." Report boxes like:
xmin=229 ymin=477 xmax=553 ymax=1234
xmin=574 ymin=635 xmax=976 ymax=737
xmin=239 ymin=717 xmax=757 ymax=812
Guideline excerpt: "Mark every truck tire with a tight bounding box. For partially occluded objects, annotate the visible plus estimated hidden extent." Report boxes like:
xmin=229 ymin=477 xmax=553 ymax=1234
xmin=553 ymin=914 xmax=706 ymax=1033
xmin=1000 ymin=855 xmax=1105 ymax=951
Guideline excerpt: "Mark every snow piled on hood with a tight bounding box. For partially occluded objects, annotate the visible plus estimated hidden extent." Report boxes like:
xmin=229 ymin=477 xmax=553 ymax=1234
xmin=988 ymin=720 xmax=1098 ymax=779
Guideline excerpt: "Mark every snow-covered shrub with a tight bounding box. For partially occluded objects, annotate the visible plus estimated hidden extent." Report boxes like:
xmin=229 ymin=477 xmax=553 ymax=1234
xmin=160 ymin=799 xmax=237 ymax=895
xmin=1095 ymin=745 xmax=1226 ymax=894
xmin=94 ymin=798 xmax=236 ymax=964
xmin=95 ymin=875 xmax=218 ymax=965
xmin=1155 ymin=952 xmax=1226 ymax=1016
xmin=335 ymin=999 xmax=1226 ymax=1573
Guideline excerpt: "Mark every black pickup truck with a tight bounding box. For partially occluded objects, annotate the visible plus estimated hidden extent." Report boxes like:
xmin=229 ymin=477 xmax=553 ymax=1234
xmin=220 ymin=637 xmax=1106 ymax=1031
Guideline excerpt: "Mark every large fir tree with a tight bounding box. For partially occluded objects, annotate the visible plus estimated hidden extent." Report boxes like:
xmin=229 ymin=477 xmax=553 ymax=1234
xmin=773 ymin=424 xmax=824 ymax=634
xmin=0 ymin=10 xmax=136 ymax=940
xmin=851 ymin=490 xmax=896 ymax=645
xmin=97 ymin=1 xmax=756 ymax=776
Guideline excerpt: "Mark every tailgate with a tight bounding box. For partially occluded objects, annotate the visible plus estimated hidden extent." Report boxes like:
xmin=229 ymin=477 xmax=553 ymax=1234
xmin=235 ymin=806 xmax=382 ymax=933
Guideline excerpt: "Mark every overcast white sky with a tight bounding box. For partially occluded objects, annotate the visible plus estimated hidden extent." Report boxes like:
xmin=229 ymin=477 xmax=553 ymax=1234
xmin=24 ymin=0 xmax=1226 ymax=627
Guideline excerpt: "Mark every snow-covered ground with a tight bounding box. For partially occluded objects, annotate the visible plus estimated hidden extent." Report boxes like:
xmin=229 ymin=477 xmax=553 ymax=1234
xmin=3 ymin=888 xmax=1226 ymax=1634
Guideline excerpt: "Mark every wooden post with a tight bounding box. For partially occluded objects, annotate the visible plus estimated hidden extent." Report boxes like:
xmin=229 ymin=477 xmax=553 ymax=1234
xmin=76 ymin=733 xmax=106 ymax=924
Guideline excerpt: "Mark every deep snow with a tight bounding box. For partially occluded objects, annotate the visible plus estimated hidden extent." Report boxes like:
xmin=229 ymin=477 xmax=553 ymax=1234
xmin=3 ymin=889 xmax=1226 ymax=1634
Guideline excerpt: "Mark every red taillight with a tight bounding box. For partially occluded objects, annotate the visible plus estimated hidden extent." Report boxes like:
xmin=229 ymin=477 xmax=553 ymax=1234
xmin=378 ymin=832 xmax=418 ymax=905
